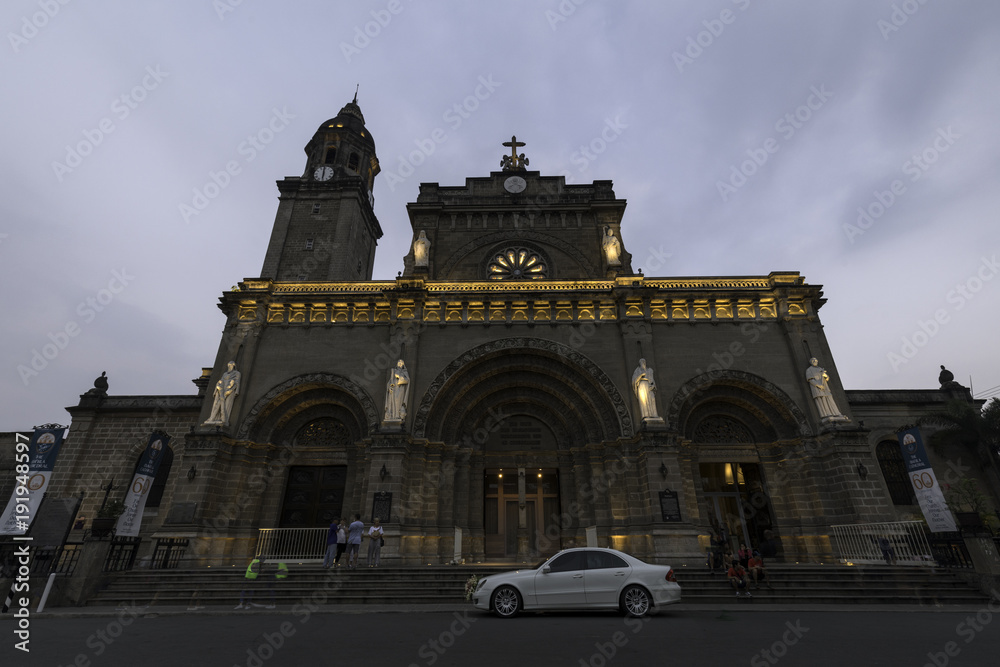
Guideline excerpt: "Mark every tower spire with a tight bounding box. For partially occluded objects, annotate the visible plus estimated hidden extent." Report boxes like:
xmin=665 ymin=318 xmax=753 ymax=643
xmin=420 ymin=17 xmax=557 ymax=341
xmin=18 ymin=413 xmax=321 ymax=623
xmin=353 ymin=84 xmax=359 ymax=104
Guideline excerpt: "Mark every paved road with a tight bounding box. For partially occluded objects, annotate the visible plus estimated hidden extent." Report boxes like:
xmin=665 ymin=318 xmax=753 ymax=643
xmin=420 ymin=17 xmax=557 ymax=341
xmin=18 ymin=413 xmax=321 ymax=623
xmin=3 ymin=605 xmax=1000 ymax=666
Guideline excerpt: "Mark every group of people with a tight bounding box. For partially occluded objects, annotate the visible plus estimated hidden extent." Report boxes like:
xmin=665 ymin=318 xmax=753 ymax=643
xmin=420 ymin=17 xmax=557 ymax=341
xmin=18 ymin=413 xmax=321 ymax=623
xmin=323 ymin=514 xmax=385 ymax=569
xmin=708 ymin=531 xmax=775 ymax=598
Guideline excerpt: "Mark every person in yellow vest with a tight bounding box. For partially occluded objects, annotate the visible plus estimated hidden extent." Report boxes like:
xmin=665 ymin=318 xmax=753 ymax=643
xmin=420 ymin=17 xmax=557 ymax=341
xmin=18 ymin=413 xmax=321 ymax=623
xmin=263 ymin=561 xmax=289 ymax=609
xmin=235 ymin=557 xmax=261 ymax=609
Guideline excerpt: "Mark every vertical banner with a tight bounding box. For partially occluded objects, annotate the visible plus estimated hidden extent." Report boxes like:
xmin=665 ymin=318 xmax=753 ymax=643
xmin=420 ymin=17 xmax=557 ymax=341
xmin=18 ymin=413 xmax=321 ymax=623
xmin=0 ymin=427 xmax=66 ymax=535
xmin=115 ymin=432 xmax=170 ymax=537
xmin=898 ymin=427 xmax=957 ymax=533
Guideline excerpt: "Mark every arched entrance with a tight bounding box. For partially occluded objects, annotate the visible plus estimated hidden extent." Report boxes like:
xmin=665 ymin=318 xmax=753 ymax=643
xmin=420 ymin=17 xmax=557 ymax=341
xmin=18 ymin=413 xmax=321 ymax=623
xmin=415 ymin=338 xmax=630 ymax=560
xmin=670 ymin=371 xmax=811 ymax=555
xmin=236 ymin=374 xmax=376 ymax=529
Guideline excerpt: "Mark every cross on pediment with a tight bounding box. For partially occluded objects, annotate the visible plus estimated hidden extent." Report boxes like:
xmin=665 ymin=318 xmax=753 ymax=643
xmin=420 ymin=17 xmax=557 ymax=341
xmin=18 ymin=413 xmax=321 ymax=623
xmin=500 ymin=135 xmax=529 ymax=171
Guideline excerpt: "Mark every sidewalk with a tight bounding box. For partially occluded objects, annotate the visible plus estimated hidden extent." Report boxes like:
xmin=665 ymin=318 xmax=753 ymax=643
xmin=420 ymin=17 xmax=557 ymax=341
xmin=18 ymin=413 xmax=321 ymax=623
xmin=11 ymin=600 xmax=992 ymax=619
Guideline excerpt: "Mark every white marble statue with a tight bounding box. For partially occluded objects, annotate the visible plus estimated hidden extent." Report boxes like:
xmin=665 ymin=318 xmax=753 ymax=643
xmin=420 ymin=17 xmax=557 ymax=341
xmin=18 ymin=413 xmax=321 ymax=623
xmin=631 ymin=358 xmax=661 ymax=421
xmin=413 ymin=230 xmax=430 ymax=267
xmin=384 ymin=359 xmax=411 ymax=422
xmin=205 ymin=361 xmax=241 ymax=426
xmin=805 ymin=358 xmax=849 ymax=423
xmin=602 ymin=226 xmax=622 ymax=266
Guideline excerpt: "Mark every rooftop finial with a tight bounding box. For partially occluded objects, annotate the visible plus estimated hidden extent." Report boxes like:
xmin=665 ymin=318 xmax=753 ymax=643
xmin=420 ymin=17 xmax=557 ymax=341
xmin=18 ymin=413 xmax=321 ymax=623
xmin=501 ymin=136 xmax=529 ymax=171
xmin=353 ymin=84 xmax=359 ymax=104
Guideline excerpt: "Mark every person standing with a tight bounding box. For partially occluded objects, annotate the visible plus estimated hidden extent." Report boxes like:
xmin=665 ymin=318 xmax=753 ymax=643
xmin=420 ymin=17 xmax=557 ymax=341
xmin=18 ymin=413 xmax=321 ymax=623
xmin=235 ymin=557 xmax=260 ymax=609
xmin=323 ymin=518 xmax=340 ymax=569
xmin=367 ymin=517 xmax=384 ymax=568
xmin=334 ymin=517 xmax=348 ymax=568
xmin=346 ymin=513 xmax=364 ymax=569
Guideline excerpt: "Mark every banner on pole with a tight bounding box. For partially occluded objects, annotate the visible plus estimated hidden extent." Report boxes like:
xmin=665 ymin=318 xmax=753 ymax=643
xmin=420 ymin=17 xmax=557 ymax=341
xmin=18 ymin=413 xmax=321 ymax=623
xmin=115 ymin=431 xmax=170 ymax=537
xmin=0 ymin=427 xmax=66 ymax=535
xmin=897 ymin=427 xmax=956 ymax=533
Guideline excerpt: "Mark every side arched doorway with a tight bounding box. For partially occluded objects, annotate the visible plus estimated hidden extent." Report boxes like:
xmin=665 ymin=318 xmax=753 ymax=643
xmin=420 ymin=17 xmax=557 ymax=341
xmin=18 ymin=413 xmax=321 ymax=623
xmin=236 ymin=374 xmax=377 ymax=530
xmin=670 ymin=371 xmax=812 ymax=557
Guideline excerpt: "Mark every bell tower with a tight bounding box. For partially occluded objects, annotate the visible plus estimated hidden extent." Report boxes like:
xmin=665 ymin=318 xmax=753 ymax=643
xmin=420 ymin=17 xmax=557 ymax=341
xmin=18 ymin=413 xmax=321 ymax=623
xmin=260 ymin=94 xmax=383 ymax=281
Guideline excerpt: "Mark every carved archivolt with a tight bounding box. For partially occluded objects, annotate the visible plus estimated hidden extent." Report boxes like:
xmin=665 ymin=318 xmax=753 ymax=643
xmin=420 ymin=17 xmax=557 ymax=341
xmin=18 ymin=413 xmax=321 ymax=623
xmin=439 ymin=230 xmax=598 ymax=279
xmin=668 ymin=369 xmax=812 ymax=438
xmin=236 ymin=373 xmax=378 ymax=440
xmin=413 ymin=337 xmax=633 ymax=440
xmin=692 ymin=415 xmax=754 ymax=444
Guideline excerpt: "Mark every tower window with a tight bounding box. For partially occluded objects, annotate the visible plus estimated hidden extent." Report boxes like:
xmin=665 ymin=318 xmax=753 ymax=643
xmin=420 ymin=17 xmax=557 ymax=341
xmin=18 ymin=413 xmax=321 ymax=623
xmin=305 ymin=238 xmax=314 ymax=250
xmin=324 ymin=147 xmax=337 ymax=165
xmin=311 ymin=204 xmax=321 ymax=215
xmin=348 ymin=153 xmax=360 ymax=171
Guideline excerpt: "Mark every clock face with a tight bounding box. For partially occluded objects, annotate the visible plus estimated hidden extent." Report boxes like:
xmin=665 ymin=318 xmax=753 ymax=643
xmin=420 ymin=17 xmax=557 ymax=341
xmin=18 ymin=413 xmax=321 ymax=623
xmin=314 ymin=166 xmax=334 ymax=181
xmin=504 ymin=176 xmax=526 ymax=193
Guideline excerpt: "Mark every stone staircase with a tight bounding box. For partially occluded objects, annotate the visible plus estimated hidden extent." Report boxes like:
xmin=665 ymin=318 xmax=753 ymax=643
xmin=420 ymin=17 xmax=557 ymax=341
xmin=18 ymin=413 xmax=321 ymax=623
xmin=80 ymin=562 xmax=991 ymax=608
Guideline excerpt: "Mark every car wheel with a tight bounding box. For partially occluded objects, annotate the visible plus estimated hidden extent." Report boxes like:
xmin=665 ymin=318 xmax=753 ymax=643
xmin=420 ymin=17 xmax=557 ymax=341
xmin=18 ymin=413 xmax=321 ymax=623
xmin=492 ymin=585 xmax=521 ymax=618
xmin=620 ymin=585 xmax=651 ymax=618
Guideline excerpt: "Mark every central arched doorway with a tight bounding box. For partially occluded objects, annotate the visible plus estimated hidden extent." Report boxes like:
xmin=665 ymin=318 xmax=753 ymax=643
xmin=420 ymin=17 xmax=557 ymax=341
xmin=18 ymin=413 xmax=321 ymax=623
xmin=414 ymin=338 xmax=631 ymax=561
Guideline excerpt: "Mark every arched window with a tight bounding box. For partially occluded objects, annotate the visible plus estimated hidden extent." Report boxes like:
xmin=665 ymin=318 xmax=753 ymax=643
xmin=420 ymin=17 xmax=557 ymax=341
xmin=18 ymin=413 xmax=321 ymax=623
xmin=348 ymin=152 xmax=360 ymax=171
xmin=486 ymin=247 xmax=547 ymax=280
xmin=876 ymin=440 xmax=915 ymax=505
xmin=134 ymin=445 xmax=173 ymax=508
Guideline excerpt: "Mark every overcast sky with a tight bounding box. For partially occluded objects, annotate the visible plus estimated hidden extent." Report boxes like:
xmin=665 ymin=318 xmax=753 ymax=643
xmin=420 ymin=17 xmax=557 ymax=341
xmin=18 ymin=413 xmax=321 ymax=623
xmin=2 ymin=1 xmax=999 ymax=431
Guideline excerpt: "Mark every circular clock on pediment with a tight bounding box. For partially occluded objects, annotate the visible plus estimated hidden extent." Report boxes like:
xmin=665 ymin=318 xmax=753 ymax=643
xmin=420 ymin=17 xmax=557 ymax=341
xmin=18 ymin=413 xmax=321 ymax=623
xmin=314 ymin=165 xmax=334 ymax=181
xmin=503 ymin=176 xmax=526 ymax=193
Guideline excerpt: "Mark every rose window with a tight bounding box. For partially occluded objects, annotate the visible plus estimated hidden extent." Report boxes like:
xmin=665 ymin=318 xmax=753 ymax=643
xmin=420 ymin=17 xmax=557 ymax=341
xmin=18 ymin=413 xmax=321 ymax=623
xmin=487 ymin=247 xmax=547 ymax=280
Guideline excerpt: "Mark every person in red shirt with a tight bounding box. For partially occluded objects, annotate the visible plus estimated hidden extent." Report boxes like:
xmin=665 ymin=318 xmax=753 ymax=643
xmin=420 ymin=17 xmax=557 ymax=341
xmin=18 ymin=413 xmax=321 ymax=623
xmin=747 ymin=551 xmax=772 ymax=589
xmin=727 ymin=560 xmax=751 ymax=598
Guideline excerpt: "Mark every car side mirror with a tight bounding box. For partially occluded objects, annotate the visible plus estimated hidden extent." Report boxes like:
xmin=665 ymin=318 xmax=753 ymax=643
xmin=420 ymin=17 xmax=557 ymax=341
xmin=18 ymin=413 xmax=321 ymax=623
xmin=542 ymin=566 xmax=551 ymax=574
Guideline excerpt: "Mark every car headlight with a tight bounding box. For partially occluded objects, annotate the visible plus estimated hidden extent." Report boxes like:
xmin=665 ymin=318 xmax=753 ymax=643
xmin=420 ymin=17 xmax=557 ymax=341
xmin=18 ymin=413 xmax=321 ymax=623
xmin=476 ymin=578 xmax=487 ymax=591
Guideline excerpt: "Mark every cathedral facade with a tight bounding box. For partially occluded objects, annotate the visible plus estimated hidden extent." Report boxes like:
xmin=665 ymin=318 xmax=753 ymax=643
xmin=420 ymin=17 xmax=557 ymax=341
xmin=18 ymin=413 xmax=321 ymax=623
xmin=42 ymin=99 xmax=981 ymax=567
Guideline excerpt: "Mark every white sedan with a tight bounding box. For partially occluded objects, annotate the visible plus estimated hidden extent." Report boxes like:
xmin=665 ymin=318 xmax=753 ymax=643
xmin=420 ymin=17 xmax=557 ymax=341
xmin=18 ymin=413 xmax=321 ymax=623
xmin=472 ymin=547 xmax=680 ymax=618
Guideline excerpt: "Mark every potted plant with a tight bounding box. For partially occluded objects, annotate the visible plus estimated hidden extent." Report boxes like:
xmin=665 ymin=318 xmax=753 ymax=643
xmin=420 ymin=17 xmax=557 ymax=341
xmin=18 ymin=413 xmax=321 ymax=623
xmin=91 ymin=499 xmax=125 ymax=538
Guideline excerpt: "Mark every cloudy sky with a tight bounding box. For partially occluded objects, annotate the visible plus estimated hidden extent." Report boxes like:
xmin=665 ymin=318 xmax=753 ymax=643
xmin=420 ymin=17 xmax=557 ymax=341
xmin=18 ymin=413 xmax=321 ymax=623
xmin=2 ymin=1 xmax=999 ymax=431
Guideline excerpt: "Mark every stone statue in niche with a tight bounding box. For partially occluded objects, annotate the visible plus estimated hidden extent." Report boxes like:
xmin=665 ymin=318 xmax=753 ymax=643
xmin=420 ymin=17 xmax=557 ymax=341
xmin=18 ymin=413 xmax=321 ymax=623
xmin=413 ymin=230 xmax=430 ymax=267
xmin=631 ymin=358 xmax=662 ymax=422
xmin=205 ymin=361 xmax=241 ymax=426
xmin=602 ymin=226 xmax=622 ymax=266
xmin=383 ymin=359 xmax=410 ymax=422
xmin=805 ymin=358 xmax=849 ymax=423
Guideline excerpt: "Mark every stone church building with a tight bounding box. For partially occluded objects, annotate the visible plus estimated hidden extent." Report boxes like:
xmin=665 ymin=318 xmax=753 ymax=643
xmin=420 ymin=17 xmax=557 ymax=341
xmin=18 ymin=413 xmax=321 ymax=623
xmin=38 ymin=98 xmax=984 ymax=567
